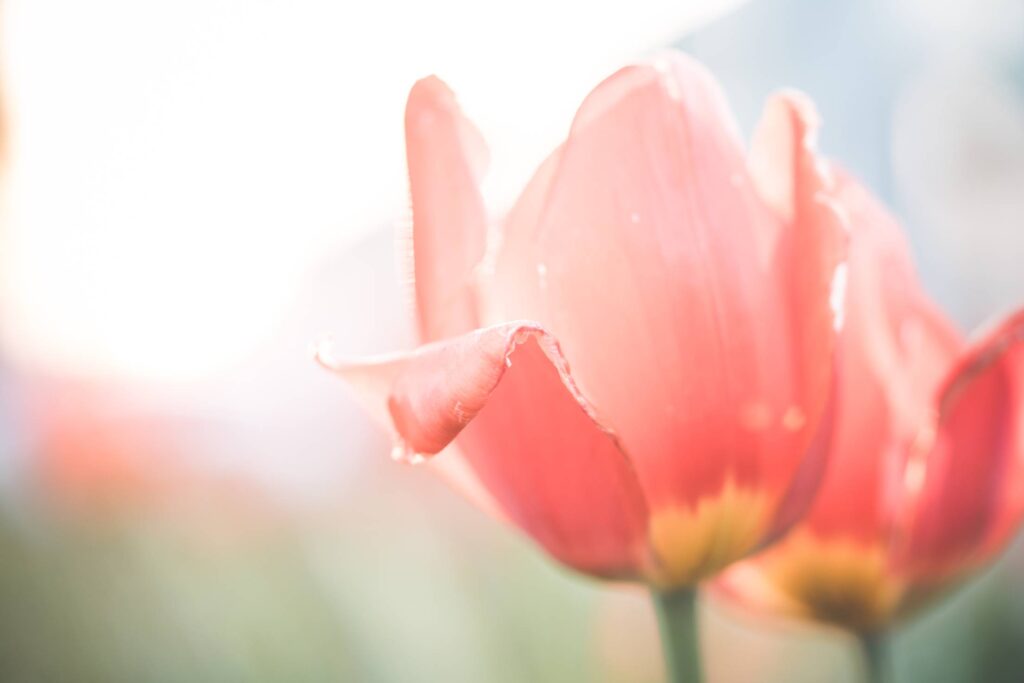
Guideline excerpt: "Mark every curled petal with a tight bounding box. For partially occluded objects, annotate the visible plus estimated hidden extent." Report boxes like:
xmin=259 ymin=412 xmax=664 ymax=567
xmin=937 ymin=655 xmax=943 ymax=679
xmin=315 ymin=337 xmax=501 ymax=518
xmin=405 ymin=76 xmax=489 ymax=341
xmin=899 ymin=308 xmax=1024 ymax=577
xmin=318 ymin=323 xmax=650 ymax=576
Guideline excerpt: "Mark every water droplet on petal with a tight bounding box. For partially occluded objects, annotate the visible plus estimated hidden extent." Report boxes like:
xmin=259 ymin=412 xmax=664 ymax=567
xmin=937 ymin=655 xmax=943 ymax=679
xmin=781 ymin=406 xmax=806 ymax=432
xmin=536 ymin=262 xmax=548 ymax=290
xmin=390 ymin=439 xmax=428 ymax=466
xmin=390 ymin=442 xmax=407 ymax=462
xmin=910 ymin=421 xmax=937 ymax=456
xmin=629 ymin=211 xmax=641 ymax=224
xmin=829 ymin=263 xmax=849 ymax=332
xmin=903 ymin=458 xmax=926 ymax=495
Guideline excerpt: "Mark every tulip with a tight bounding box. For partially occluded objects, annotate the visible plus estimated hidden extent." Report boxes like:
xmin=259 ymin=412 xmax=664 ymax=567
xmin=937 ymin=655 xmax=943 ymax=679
xmin=319 ymin=52 xmax=847 ymax=681
xmin=716 ymin=172 xmax=1024 ymax=678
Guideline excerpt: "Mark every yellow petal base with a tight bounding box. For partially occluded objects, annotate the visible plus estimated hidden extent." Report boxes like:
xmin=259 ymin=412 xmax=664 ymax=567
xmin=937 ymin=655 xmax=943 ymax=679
xmin=762 ymin=532 xmax=904 ymax=631
xmin=647 ymin=482 xmax=770 ymax=587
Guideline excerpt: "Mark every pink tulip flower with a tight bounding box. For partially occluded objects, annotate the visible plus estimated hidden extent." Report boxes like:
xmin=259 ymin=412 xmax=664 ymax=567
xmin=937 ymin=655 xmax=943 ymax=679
xmin=320 ymin=52 xmax=847 ymax=587
xmin=718 ymin=173 xmax=1024 ymax=631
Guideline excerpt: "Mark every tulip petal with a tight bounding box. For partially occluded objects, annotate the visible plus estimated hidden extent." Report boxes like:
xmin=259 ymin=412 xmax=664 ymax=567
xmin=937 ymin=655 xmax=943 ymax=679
xmin=900 ymin=308 xmax=1024 ymax=577
xmin=405 ymin=76 xmax=489 ymax=341
xmin=319 ymin=323 xmax=650 ymax=576
xmin=477 ymin=144 xmax=563 ymax=327
xmin=796 ymin=173 xmax=962 ymax=544
xmin=710 ymin=174 xmax=968 ymax=629
xmin=492 ymin=54 xmax=844 ymax=527
xmin=747 ymin=92 xmax=849 ymax=536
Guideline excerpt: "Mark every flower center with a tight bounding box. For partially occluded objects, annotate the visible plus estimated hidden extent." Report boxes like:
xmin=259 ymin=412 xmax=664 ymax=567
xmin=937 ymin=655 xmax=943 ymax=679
xmin=647 ymin=482 xmax=770 ymax=587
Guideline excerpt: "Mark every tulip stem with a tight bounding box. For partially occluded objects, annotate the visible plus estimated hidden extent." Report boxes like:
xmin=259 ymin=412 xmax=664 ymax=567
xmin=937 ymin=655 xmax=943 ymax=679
xmin=652 ymin=587 xmax=703 ymax=683
xmin=857 ymin=631 xmax=891 ymax=683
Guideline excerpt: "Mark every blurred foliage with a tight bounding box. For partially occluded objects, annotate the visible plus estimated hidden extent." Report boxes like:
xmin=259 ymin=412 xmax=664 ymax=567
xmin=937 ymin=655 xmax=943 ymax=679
xmin=0 ymin=463 xmax=1022 ymax=682
xmin=0 ymin=463 xmax=616 ymax=683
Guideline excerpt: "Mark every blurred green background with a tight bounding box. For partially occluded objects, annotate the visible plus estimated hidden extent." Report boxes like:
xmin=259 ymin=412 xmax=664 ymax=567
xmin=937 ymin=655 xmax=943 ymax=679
xmin=2 ymin=459 xmax=1023 ymax=682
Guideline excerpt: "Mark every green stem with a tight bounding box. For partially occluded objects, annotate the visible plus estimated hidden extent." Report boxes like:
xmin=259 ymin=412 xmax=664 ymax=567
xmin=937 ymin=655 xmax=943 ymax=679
xmin=857 ymin=631 xmax=891 ymax=683
xmin=652 ymin=588 xmax=703 ymax=683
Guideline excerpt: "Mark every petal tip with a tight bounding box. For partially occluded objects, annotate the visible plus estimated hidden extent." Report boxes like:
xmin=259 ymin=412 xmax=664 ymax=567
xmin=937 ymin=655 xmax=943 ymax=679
xmin=406 ymin=75 xmax=457 ymax=120
xmin=937 ymin=305 xmax=1024 ymax=413
xmin=570 ymin=50 xmax=737 ymax=139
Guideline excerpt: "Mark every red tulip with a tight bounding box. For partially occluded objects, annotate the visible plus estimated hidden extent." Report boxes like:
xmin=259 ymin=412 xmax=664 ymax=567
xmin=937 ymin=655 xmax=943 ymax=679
xmin=320 ymin=52 xmax=847 ymax=586
xmin=717 ymin=173 xmax=1024 ymax=631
